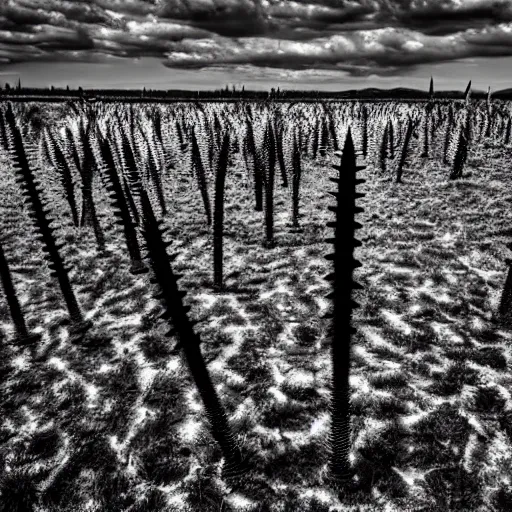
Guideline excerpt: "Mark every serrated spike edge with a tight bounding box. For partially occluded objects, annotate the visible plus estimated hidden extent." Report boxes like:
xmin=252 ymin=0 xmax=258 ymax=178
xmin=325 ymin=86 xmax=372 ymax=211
xmin=2 ymin=103 xmax=86 ymax=325
xmin=325 ymin=126 xmax=364 ymax=483
xmin=138 ymin=187 xmax=246 ymax=472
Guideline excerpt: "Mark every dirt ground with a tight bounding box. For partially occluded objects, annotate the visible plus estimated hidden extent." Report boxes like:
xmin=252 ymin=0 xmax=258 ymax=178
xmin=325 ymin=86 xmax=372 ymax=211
xmin=1 ymin=107 xmax=512 ymax=511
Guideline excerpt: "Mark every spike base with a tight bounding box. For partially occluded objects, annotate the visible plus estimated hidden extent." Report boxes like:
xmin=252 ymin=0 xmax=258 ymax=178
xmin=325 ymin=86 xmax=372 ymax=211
xmin=9 ymin=332 xmax=42 ymax=346
xmin=328 ymin=473 xmax=360 ymax=497
xmin=129 ymin=260 xmax=149 ymax=275
xmin=221 ymin=451 xmax=250 ymax=481
xmin=68 ymin=319 xmax=93 ymax=342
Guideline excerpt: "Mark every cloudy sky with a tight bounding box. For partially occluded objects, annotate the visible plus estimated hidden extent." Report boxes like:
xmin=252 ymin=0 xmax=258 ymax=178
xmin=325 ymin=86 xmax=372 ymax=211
xmin=1 ymin=0 xmax=512 ymax=91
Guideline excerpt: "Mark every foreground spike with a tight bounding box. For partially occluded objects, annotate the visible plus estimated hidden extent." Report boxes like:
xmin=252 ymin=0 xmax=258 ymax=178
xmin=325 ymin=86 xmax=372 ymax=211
xmin=324 ymin=127 xmax=365 ymax=488
xmin=98 ymin=133 xmax=148 ymax=275
xmin=139 ymin=189 xmax=247 ymax=478
xmin=3 ymin=104 xmax=91 ymax=339
xmin=213 ymin=131 xmax=230 ymax=291
xmin=0 ymin=239 xmax=41 ymax=346
xmin=499 ymin=249 xmax=512 ymax=326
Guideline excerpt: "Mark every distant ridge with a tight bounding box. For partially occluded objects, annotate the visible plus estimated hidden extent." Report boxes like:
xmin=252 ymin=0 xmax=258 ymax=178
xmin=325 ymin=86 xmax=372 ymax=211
xmin=1 ymin=84 xmax=509 ymax=101
xmin=492 ymin=88 xmax=512 ymax=99
xmin=333 ymin=87 xmax=492 ymax=99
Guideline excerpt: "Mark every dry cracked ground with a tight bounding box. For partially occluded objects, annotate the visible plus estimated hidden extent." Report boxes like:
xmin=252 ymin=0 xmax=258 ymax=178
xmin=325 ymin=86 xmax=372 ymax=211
xmin=1 ymin=120 xmax=512 ymax=511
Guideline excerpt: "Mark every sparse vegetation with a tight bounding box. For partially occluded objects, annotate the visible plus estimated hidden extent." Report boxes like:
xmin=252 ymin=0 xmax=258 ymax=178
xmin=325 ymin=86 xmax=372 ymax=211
xmin=1 ymin=93 xmax=512 ymax=510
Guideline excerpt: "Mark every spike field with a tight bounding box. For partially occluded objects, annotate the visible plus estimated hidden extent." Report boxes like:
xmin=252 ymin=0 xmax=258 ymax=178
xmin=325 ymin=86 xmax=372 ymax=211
xmin=1 ymin=98 xmax=512 ymax=511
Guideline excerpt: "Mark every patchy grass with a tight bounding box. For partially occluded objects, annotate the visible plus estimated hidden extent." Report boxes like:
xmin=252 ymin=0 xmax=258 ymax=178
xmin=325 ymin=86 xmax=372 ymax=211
xmin=1 ymin=103 xmax=512 ymax=510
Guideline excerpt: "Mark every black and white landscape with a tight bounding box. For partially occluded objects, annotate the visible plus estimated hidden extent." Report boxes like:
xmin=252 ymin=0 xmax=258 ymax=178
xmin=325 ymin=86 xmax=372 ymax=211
xmin=1 ymin=1 xmax=512 ymax=511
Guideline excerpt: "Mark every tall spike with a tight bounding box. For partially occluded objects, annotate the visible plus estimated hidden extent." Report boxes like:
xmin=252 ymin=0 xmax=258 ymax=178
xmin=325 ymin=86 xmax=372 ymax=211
xmin=324 ymin=126 xmax=365 ymax=487
xmin=213 ymin=131 xmax=230 ymax=291
xmin=98 ymin=133 xmax=147 ymax=275
xmin=464 ymin=80 xmax=472 ymax=103
xmin=2 ymin=104 xmax=91 ymax=338
xmin=139 ymin=189 xmax=246 ymax=477
xmin=290 ymin=127 xmax=303 ymax=229
xmin=0 ymin=239 xmax=41 ymax=345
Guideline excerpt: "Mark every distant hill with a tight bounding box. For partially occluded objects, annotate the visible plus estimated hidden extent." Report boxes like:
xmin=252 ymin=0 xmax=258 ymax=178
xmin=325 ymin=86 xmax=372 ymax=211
xmin=2 ymin=85 xmax=510 ymax=101
xmin=492 ymin=88 xmax=512 ymax=99
xmin=334 ymin=87 xmax=493 ymax=100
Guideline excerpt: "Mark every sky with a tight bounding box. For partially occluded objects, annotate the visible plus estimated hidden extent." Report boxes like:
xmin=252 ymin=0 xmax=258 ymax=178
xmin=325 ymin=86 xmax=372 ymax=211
xmin=1 ymin=0 xmax=512 ymax=91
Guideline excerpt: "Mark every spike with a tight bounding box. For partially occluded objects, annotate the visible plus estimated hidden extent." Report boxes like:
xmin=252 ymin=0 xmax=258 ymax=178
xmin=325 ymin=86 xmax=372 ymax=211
xmin=327 ymin=191 xmax=339 ymax=199
xmin=329 ymin=177 xmax=340 ymax=184
xmin=130 ymin=261 xmax=148 ymax=275
xmin=324 ymin=272 xmax=335 ymax=282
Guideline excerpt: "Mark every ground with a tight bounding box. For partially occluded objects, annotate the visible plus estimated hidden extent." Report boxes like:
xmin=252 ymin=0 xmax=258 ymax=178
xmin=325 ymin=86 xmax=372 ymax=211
xmin=1 ymin=114 xmax=512 ymax=511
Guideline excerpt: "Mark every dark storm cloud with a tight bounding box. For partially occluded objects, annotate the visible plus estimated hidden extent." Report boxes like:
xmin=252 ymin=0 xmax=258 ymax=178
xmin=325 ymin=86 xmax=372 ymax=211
xmin=35 ymin=26 xmax=95 ymax=51
xmin=93 ymin=0 xmax=157 ymax=17
xmin=464 ymin=25 xmax=512 ymax=47
xmin=2 ymin=3 xmax=56 ymax=26
xmin=268 ymin=1 xmax=380 ymax=38
xmin=393 ymin=0 xmax=512 ymax=35
xmin=157 ymin=0 xmax=273 ymax=37
xmin=1 ymin=0 xmax=512 ymax=75
xmin=270 ymin=1 xmax=374 ymax=25
xmin=13 ymin=0 xmax=112 ymax=25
